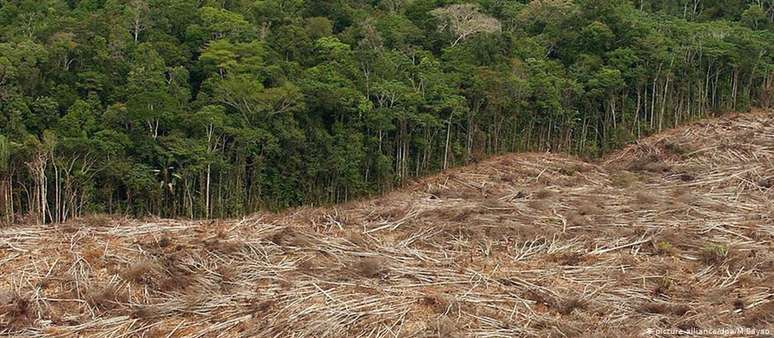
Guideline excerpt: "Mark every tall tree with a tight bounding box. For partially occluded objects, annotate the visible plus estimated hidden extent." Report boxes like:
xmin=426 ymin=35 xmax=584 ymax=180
xmin=431 ymin=4 xmax=502 ymax=47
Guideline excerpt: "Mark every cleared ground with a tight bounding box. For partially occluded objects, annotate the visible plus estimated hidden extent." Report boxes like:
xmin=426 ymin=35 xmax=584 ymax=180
xmin=1 ymin=110 xmax=773 ymax=337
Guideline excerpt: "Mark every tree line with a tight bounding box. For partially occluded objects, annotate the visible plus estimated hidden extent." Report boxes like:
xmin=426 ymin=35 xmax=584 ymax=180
xmin=0 ymin=0 xmax=772 ymax=223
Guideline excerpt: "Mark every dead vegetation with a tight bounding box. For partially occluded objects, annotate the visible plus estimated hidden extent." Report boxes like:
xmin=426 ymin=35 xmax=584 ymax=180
xmin=1 ymin=109 xmax=773 ymax=337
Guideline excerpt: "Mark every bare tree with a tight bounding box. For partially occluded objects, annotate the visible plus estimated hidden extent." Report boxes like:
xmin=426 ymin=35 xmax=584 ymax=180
xmin=431 ymin=4 xmax=501 ymax=47
xmin=128 ymin=0 xmax=149 ymax=43
xmin=25 ymin=148 xmax=49 ymax=224
xmin=0 ymin=135 xmax=11 ymax=223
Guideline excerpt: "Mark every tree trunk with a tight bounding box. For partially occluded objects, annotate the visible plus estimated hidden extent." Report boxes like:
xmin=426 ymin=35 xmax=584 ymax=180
xmin=732 ymin=69 xmax=739 ymax=111
xmin=660 ymin=74 xmax=670 ymax=132
xmin=0 ymin=178 xmax=7 ymax=224
xmin=206 ymin=163 xmax=211 ymax=219
xmin=443 ymin=118 xmax=452 ymax=170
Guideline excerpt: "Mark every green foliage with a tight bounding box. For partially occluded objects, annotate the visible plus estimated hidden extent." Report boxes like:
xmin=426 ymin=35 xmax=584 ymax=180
xmin=199 ymin=6 xmax=250 ymax=40
xmin=200 ymin=39 xmax=265 ymax=77
xmin=0 ymin=0 xmax=770 ymax=221
xmin=701 ymin=243 xmax=729 ymax=264
xmin=0 ymin=135 xmax=9 ymax=174
xmin=58 ymin=100 xmax=97 ymax=138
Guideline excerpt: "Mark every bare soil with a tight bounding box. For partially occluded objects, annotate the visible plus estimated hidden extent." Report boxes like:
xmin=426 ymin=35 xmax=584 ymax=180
xmin=1 ymin=110 xmax=773 ymax=337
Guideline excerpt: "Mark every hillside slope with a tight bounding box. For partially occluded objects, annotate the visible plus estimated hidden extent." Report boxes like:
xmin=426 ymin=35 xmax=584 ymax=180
xmin=1 ymin=110 xmax=773 ymax=337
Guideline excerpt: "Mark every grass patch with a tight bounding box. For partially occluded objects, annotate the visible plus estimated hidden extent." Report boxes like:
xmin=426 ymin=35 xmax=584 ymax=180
xmin=700 ymin=243 xmax=729 ymax=264
xmin=654 ymin=241 xmax=674 ymax=256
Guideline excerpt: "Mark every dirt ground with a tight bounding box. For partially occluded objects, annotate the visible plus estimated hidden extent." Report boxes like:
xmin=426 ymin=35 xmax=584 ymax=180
xmin=1 ymin=109 xmax=773 ymax=337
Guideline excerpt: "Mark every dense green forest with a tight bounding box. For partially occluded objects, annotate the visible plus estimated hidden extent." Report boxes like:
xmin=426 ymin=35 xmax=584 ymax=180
xmin=0 ymin=0 xmax=772 ymax=223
